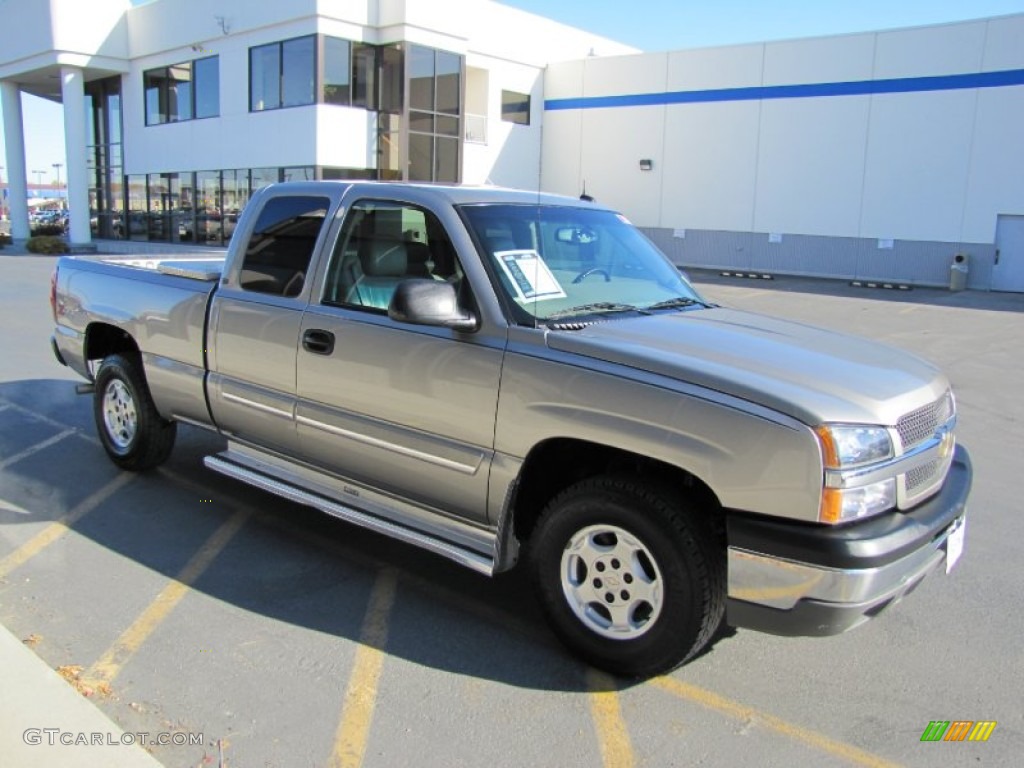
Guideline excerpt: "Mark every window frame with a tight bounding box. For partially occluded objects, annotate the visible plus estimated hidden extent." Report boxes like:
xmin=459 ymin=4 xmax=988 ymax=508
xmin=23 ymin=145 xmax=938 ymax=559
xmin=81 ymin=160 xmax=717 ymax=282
xmin=143 ymin=55 xmax=220 ymax=126
xmin=500 ymin=89 xmax=531 ymax=126
xmin=249 ymin=35 xmax=319 ymax=112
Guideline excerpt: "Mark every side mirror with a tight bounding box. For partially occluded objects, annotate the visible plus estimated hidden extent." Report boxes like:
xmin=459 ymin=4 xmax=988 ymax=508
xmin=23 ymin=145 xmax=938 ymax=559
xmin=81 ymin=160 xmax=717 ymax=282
xmin=388 ymin=279 xmax=478 ymax=332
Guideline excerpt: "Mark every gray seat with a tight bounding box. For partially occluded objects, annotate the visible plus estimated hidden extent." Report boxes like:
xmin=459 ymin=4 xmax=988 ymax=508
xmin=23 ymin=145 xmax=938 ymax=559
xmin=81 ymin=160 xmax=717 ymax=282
xmin=344 ymin=240 xmax=409 ymax=310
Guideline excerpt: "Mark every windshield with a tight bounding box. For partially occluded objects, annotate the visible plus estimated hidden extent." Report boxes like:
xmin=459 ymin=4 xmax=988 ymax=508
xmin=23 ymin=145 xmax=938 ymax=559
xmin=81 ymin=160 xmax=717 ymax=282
xmin=459 ymin=204 xmax=705 ymax=325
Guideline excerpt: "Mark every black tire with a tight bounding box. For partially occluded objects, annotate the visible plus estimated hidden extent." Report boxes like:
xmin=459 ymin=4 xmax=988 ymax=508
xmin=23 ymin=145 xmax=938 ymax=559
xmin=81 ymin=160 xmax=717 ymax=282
xmin=529 ymin=476 xmax=725 ymax=678
xmin=93 ymin=353 xmax=177 ymax=471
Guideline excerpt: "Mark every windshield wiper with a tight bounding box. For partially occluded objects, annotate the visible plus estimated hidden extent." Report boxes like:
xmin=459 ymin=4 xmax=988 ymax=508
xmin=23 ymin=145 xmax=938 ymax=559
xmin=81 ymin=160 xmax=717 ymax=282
xmin=545 ymin=302 xmax=649 ymax=321
xmin=646 ymin=296 xmax=712 ymax=311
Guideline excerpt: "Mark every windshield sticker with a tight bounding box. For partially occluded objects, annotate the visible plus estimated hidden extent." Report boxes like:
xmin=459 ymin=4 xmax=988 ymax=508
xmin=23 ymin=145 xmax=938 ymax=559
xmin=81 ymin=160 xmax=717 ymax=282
xmin=495 ymin=250 xmax=567 ymax=302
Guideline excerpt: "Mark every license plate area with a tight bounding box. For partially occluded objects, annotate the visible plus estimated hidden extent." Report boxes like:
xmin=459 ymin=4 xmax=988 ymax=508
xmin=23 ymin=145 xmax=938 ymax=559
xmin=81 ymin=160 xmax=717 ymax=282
xmin=945 ymin=515 xmax=966 ymax=574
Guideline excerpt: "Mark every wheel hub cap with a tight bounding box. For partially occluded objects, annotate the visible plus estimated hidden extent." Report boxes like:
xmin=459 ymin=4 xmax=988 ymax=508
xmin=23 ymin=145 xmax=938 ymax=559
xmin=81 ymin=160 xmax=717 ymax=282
xmin=560 ymin=524 xmax=664 ymax=640
xmin=102 ymin=380 xmax=137 ymax=450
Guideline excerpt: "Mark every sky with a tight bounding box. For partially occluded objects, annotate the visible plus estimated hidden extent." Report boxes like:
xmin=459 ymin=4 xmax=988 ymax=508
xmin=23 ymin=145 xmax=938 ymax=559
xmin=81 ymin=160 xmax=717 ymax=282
xmin=3 ymin=0 xmax=1024 ymax=187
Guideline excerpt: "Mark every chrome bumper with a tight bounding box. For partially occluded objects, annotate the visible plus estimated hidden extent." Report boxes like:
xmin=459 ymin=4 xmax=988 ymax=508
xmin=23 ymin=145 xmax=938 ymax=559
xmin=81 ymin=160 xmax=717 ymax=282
xmin=725 ymin=445 xmax=971 ymax=637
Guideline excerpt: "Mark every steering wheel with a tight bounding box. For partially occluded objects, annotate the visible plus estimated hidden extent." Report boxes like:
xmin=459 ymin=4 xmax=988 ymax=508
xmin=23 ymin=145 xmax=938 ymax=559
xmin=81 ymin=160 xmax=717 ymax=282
xmin=572 ymin=268 xmax=611 ymax=284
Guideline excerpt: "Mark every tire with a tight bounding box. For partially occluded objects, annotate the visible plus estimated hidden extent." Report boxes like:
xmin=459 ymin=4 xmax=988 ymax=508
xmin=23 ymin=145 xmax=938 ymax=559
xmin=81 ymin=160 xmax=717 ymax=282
xmin=93 ymin=353 xmax=177 ymax=471
xmin=529 ymin=476 xmax=725 ymax=677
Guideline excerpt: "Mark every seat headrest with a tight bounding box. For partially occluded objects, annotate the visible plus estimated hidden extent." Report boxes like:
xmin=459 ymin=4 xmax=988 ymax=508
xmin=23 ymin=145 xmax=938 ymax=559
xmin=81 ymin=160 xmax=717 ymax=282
xmin=361 ymin=240 xmax=408 ymax=277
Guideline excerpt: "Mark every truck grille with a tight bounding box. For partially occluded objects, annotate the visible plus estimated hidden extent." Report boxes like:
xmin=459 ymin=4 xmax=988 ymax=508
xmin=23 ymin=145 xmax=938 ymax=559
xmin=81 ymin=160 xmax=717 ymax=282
xmin=896 ymin=391 xmax=953 ymax=449
xmin=897 ymin=391 xmax=955 ymax=506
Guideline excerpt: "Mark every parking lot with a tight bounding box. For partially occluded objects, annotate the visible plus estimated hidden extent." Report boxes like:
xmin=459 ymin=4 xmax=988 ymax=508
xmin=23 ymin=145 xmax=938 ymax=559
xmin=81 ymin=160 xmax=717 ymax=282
xmin=1 ymin=251 xmax=1022 ymax=767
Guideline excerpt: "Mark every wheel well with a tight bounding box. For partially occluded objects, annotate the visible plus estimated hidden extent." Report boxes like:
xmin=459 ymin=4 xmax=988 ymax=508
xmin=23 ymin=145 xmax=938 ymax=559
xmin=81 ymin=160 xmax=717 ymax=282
xmin=85 ymin=324 xmax=140 ymax=370
xmin=510 ymin=438 xmax=723 ymax=545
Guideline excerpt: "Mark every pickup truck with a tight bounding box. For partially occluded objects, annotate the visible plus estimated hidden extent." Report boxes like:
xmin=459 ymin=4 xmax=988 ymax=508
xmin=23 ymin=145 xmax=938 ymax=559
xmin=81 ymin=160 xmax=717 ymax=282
xmin=50 ymin=182 xmax=971 ymax=677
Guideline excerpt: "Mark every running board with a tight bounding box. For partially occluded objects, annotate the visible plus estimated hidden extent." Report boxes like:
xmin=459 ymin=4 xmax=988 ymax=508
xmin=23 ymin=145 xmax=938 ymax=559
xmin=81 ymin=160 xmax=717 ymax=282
xmin=203 ymin=454 xmax=495 ymax=576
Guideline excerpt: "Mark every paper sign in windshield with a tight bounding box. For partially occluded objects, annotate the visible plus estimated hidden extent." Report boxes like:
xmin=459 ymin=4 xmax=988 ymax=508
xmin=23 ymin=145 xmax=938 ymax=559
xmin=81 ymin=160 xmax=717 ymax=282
xmin=495 ymin=250 xmax=567 ymax=301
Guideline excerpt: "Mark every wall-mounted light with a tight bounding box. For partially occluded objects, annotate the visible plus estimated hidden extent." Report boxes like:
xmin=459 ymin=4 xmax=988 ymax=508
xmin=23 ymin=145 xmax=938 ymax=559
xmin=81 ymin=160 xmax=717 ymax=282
xmin=639 ymin=159 xmax=654 ymax=171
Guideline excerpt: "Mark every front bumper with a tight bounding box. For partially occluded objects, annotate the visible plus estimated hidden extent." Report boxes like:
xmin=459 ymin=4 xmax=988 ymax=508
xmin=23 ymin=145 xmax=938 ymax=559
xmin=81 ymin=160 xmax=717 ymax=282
xmin=725 ymin=444 xmax=971 ymax=636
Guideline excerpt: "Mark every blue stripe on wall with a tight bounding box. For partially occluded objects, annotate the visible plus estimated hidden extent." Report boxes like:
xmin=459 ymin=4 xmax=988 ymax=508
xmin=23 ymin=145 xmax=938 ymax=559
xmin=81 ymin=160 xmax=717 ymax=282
xmin=544 ymin=68 xmax=1024 ymax=111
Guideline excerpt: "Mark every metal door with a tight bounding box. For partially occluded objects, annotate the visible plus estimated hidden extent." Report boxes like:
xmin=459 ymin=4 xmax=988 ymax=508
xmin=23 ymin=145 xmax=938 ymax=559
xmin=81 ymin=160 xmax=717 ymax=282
xmin=993 ymin=215 xmax=1024 ymax=293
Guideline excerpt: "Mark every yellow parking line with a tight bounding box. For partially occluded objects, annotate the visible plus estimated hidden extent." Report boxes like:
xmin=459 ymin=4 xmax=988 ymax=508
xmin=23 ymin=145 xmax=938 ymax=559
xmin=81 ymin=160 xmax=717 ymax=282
xmin=0 ymin=473 xmax=134 ymax=580
xmin=331 ymin=568 xmax=398 ymax=768
xmin=651 ymin=676 xmax=903 ymax=768
xmin=83 ymin=509 xmax=249 ymax=687
xmin=588 ymin=669 xmax=636 ymax=768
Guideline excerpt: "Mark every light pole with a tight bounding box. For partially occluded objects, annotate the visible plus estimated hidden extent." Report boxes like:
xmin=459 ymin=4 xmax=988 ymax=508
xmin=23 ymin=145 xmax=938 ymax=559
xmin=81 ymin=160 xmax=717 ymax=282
xmin=32 ymin=170 xmax=45 ymax=189
xmin=52 ymin=162 xmax=64 ymax=209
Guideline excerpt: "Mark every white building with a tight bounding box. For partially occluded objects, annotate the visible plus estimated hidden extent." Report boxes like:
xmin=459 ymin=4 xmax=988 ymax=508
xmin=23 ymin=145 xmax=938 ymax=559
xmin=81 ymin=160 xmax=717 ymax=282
xmin=2 ymin=0 xmax=1023 ymax=290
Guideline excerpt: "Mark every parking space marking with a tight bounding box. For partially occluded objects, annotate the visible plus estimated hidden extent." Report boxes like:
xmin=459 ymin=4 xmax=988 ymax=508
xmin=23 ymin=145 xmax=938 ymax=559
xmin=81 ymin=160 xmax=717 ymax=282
xmin=0 ymin=397 xmax=101 ymax=448
xmin=83 ymin=508 xmax=249 ymax=687
xmin=587 ymin=669 xmax=636 ymax=768
xmin=0 ymin=428 xmax=76 ymax=471
xmin=650 ymin=676 xmax=902 ymax=768
xmin=0 ymin=473 xmax=134 ymax=580
xmin=331 ymin=568 xmax=398 ymax=768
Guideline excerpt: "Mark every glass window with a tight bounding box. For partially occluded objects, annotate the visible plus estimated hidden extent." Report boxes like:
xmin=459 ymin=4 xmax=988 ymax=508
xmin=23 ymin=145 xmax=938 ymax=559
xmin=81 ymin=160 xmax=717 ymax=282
xmin=222 ymin=170 xmax=248 ymax=244
xmin=144 ymin=57 xmax=218 ymax=123
xmin=379 ymin=45 xmax=403 ymax=114
xmin=194 ymin=56 xmax=219 ymax=118
xmin=168 ymin=63 xmax=192 ymax=122
xmin=144 ymin=68 xmax=168 ymax=125
xmin=408 ymin=134 xmax=433 ymax=182
xmin=125 ymin=175 xmax=147 ymax=241
xmin=460 ymin=204 xmax=704 ymax=326
xmin=323 ymin=37 xmax=351 ymax=105
xmin=196 ymin=171 xmax=222 ymax=245
xmin=409 ymin=45 xmax=435 ymax=111
xmin=436 ymin=51 xmax=460 ymax=115
xmin=322 ymin=200 xmax=465 ymax=312
xmin=435 ymin=137 xmax=459 ymax=183
xmin=501 ymin=90 xmax=530 ymax=125
xmin=251 ymin=167 xmax=280 ymax=190
xmin=240 ymin=196 xmax=330 ymax=297
xmin=352 ymin=43 xmax=377 ymax=110
xmin=282 ymin=36 xmax=316 ymax=107
xmin=250 ymin=43 xmax=281 ymax=110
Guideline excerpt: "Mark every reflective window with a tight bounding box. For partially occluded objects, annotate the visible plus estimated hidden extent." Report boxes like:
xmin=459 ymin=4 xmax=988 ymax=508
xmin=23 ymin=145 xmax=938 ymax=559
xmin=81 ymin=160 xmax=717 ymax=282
xmin=250 ymin=36 xmax=316 ymax=111
xmin=194 ymin=56 xmax=220 ymax=119
xmin=283 ymin=36 xmax=316 ymax=107
xmin=323 ymin=37 xmax=351 ymax=105
xmin=240 ymin=196 xmax=330 ymax=297
xmin=144 ymin=57 xmax=219 ymax=124
xmin=352 ymin=43 xmax=377 ymax=110
xmin=501 ymin=90 xmax=530 ymax=126
xmin=407 ymin=45 xmax=462 ymax=183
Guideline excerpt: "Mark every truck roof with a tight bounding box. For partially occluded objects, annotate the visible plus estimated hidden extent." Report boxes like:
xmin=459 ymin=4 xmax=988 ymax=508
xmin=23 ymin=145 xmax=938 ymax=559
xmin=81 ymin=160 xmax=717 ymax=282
xmin=262 ymin=180 xmax=608 ymax=210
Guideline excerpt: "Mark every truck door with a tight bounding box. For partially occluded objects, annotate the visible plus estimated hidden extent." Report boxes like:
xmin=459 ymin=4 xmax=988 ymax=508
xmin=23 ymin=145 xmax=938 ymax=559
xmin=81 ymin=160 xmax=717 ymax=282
xmin=295 ymin=198 xmax=503 ymax=525
xmin=207 ymin=193 xmax=333 ymax=454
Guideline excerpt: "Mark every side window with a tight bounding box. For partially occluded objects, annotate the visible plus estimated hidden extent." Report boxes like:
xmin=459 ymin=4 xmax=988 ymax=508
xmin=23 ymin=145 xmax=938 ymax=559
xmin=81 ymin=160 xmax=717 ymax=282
xmin=239 ymin=196 xmax=329 ymax=297
xmin=322 ymin=200 xmax=463 ymax=312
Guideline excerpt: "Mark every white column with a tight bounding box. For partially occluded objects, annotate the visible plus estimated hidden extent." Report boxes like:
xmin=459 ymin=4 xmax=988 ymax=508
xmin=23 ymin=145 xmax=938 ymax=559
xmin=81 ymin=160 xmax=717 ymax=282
xmin=1 ymin=80 xmax=31 ymax=241
xmin=61 ymin=66 xmax=91 ymax=246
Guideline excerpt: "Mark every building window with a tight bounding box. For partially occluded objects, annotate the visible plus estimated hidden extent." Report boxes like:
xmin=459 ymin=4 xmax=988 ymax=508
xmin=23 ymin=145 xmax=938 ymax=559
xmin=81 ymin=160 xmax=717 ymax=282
xmin=323 ymin=37 xmax=351 ymax=105
xmin=250 ymin=36 xmax=316 ymax=111
xmin=144 ymin=56 xmax=219 ymax=125
xmin=501 ymin=90 xmax=530 ymax=126
xmin=407 ymin=45 xmax=462 ymax=183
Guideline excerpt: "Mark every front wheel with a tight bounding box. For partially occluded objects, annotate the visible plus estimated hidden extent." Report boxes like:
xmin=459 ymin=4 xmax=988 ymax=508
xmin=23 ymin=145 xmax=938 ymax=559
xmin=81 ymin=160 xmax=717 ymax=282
xmin=529 ymin=476 xmax=725 ymax=677
xmin=93 ymin=353 xmax=177 ymax=471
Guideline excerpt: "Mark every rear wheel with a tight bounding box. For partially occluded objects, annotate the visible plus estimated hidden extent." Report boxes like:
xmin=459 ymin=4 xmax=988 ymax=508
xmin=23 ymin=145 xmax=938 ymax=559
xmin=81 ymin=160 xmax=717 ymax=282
xmin=529 ymin=476 xmax=724 ymax=677
xmin=93 ymin=353 xmax=176 ymax=470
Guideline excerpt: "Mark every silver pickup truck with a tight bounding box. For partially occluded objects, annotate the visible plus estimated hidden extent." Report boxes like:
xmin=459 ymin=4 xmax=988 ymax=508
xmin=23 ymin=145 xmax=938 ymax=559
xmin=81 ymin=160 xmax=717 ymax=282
xmin=50 ymin=182 xmax=971 ymax=676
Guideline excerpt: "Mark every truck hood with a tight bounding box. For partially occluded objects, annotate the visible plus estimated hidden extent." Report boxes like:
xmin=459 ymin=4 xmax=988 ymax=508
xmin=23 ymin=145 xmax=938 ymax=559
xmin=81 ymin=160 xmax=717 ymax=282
xmin=545 ymin=308 xmax=947 ymax=426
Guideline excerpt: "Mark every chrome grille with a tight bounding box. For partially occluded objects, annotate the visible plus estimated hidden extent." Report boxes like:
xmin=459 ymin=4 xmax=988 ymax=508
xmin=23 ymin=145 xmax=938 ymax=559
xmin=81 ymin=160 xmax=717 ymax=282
xmin=897 ymin=391 xmax=953 ymax=449
xmin=906 ymin=459 xmax=940 ymax=491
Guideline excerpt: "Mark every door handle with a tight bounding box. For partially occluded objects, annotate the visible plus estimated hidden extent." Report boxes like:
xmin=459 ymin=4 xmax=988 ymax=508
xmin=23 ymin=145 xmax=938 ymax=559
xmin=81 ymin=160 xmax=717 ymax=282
xmin=302 ymin=329 xmax=335 ymax=355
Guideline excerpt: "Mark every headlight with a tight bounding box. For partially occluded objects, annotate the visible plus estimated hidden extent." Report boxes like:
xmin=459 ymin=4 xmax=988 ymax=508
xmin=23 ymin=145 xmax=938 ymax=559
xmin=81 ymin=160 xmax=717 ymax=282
xmin=815 ymin=424 xmax=893 ymax=468
xmin=815 ymin=424 xmax=896 ymax=524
